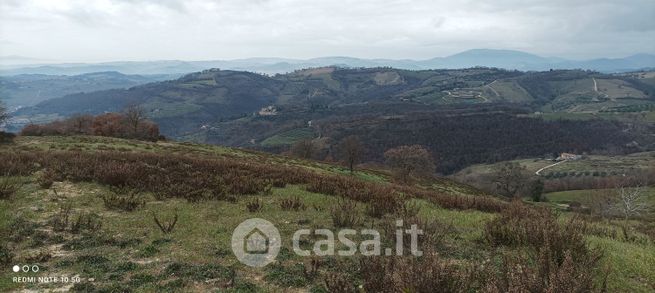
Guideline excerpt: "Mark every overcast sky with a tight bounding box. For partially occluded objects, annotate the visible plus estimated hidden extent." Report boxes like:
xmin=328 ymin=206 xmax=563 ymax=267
xmin=0 ymin=0 xmax=653 ymax=62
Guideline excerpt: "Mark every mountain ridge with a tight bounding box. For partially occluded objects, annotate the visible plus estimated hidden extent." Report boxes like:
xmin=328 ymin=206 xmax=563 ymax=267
xmin=2 ymin=49 xmax=654 ymax=76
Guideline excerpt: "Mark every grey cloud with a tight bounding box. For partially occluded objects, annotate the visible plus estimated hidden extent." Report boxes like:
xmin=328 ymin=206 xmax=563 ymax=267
xmin=0 ymin=0 xmax=652 ymax=62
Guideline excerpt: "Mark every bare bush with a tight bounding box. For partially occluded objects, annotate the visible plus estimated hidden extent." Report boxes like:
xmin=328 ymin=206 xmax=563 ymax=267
xmin=101 ymin=187 xmax=145 ymax=212
xmin=0 ymin=176 xmax=20 ymax=199
xmin=331 ymin=197 xmax=361 ymax=227
xmin=279 ymin=196 xmax=306 ymax=211
xmin=152 ymin=211 xmax=178 ymax=234
xmin=246 ymin=198 xmax=263 ymax=213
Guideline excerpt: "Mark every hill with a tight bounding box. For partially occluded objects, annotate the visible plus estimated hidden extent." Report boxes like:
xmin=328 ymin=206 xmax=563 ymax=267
xmin=0 ymin=136 xmax=653 ymax=292
xmin=0 ymin=71 xmax=175 ymax=110
xmin=11 ymin=67 xmax=655 ymax=173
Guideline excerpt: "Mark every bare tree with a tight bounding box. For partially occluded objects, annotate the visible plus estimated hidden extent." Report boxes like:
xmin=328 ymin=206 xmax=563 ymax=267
xmin=493 ymin=162 xmax=529 ymax=198
xmin=384 ymin=145 xmax=435 ymax=183
xmin=68 ymin=113 xmax=93 ymax=134
xmin=123 ymin=104 xmax=146 ymax=135
xmin=291 ymin=139 xmax=317 ymax=159
xmin=337 ymin=135 xmax=363 ymax=173
xmin=588 ymin=189 xmax=618 ymax=219
xmin=615 ymin=185 xmax=651 ymax=220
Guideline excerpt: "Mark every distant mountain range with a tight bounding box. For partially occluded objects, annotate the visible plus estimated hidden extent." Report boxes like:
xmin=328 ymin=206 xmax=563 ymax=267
xmin=2 ymin=49 xmax=654 ymax=76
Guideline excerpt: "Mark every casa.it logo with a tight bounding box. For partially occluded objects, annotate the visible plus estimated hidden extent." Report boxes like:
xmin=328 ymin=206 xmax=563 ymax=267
xmin=231 ymin=218 xmax=281 ymax=268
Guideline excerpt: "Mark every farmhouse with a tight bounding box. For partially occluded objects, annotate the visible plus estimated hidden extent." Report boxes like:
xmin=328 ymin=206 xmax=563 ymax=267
xmin=557 ymin=152 xmax=582 ymax=161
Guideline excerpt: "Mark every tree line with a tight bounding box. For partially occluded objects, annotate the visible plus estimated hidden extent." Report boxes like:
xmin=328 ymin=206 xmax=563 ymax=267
xmin=19 ymin=105 xmax=161 ymax=141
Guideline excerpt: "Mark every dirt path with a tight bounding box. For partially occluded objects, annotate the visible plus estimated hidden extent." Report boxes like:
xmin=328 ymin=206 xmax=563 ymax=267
xmin=535 ymin=160 xmax=567 ymax=175
xmin=486 ymin=80 xmax=500 ymax=97
xmin=592 ymin=77 xmax=611 ymax=100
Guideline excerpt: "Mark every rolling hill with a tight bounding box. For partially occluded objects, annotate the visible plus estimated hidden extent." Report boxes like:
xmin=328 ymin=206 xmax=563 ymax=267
xmin=10 ymin=67 xmax=655 ymax=174
xmin=0 ymin=71 xmax=176 ymax=110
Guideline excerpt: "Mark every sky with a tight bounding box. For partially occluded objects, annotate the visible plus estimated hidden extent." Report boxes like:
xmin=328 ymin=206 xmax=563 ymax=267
xmin=0 ymin=0 xmax=654 ymax=63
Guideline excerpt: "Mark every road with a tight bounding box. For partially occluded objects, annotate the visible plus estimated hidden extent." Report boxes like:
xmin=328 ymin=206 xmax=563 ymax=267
xmin=535 ymin=160 xmax=567 ymax=176
xmin=592 ymin=77 xmax=611 ymax=100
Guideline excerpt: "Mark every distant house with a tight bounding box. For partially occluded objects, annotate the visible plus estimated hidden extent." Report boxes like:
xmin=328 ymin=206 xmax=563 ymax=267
xmin=557 ymin=152 xmax=582 ymax=161
xmin=258 ymin=106 xmax=278 ymax=116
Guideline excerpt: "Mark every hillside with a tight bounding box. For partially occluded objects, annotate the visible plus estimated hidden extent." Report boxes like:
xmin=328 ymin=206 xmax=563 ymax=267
xmin=11 ymin=67 xmax=655 ymax=173
xmin=0 ymin=72 xmax=175 ymax=110
xmin=13 ymin=68 xmax=655 ymax=134
xmin=1 ymin=136 xmax=653 ymax=292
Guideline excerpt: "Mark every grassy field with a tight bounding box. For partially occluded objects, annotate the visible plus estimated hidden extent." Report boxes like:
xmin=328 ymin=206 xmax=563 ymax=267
xmin=1 ymin=136 xmax=654 ymax=292
xmin=260 ymin=128 xmax=315 ymax=147
xmin=545 ymin=187 xmax=655 ymax=208
xmin=455 ymin=151 xmax=655 ymax=178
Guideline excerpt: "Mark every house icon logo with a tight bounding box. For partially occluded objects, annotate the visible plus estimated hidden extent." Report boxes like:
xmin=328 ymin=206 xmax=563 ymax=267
xmin=231 ymin=218 xmax=281 ymax=267
xmin=245 ymin=228 xmax=269 ymax=254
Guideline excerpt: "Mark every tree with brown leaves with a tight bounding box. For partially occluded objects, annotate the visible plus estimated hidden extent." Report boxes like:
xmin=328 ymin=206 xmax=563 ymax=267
xmin=384 ymin=145 xmax=435 ymax=183
xmin=337 ymin=135 xmax=363 ymax=173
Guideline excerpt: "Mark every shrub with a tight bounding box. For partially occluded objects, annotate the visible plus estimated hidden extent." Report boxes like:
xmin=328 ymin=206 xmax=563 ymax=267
xmin=101 ymin=187 xmax=145 ymax=212
xmin=483 ymin=201 xmax=605 ymax=292
xmin=265 ymin=263 xmax=310 ymax=287
xmin=0 ymin=176 xmax=20 ymax=199
xmin=398 ymin=200 xmax=421 ymax=218
xmin=365 ymin=192 xmax=404 ymax=218
xmin=70 ymin=212 xmax=103 ymax=234
xmin=36 ymin=168 xmax=57 ymax=189
xmin=324 ymin=273 xmax=358 ymax=293
xmin=384 ymin=216 xmax=454 ymax=251
xmin=246 ymin=198 xmax=263 ymax=213
xmin=52 ymin=204 xmax=73 ymax=232
xmin=280 ymin=196 xmax=306 ymax=211
xmin=360 ymin=253 xmax=477 ymax=293
xmin=330 ymin=197 xmax=361 ymax=228
xmin=152 ymin=211 xmax=178 ymax=234
xmin=0 ymin=132 xmax=15 ymax=143
xmin=0 ymin=243 xmax=13 ymax=265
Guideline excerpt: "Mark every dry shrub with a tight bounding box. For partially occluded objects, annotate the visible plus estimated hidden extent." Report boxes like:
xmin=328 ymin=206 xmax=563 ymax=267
xmin=152 ymin=211 xmax=178 ymax=234
xmin=0 ymin=150 xmax=504 ymax=214
xmin=384 ymin=216 xmax=454 ymax=251
xmin=324 ymin=273 xmax=358 ymax=293
xmin=36 ymin=168 xmax=57 ymax=189
xmin=360 ymin=253 xmax=478 ymax=293
xmin=51 ymin=204 xmax=73 ymax=232
xmin=308 ymin=174 xmax=506 ymax=214
xmin=246 ymin=198 xmax=263 ymax=213
xmin=365 ymin=192 xmax=404 ymax=218
xmin=70 ymin=212 xmax=103 ymax=234
xmin=0 ymin=176 xmax=20 ymax=200
xmin=394 ymin=184 xmax=506 ymax=213
xmin=101 ymin=187 xmax=145 ymax=212
xmin=484 ymin=250 xmax=604 ymax=293
xmin=280 ymin=196 xmax=306 ymax=211
xmin=398 ymin=200 xmax=421 ymax=218
xmin=483 ymin=201 xmax=605 ymax=292
xmin=331 ymin=197 xmax=361 ymax=228
xmin=0 ymin=152 xmax=39 ymax=175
